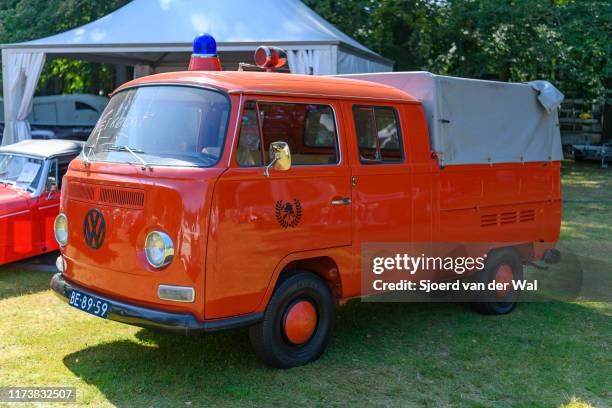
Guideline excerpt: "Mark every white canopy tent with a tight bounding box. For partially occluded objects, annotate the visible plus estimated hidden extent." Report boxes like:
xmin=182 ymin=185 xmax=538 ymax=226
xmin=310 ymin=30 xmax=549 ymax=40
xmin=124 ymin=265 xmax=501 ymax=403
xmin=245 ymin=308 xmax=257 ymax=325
xmin=1 ymin=0 xmax=393 ymax=145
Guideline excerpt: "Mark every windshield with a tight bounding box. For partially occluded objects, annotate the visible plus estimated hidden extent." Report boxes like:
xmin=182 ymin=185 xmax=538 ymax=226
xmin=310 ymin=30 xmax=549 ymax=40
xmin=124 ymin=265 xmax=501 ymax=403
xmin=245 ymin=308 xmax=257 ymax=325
xmin=0 ymin=154 xmax=44 ymax=193
xmin=84 ymin=86 xmax=230 ymax=167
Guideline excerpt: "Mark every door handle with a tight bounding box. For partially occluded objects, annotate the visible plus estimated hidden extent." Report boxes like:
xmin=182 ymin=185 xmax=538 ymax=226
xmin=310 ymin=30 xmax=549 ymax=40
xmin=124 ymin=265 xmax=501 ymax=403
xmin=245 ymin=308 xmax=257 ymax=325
xmin=331 ymin=197 xmax=352 ymax=206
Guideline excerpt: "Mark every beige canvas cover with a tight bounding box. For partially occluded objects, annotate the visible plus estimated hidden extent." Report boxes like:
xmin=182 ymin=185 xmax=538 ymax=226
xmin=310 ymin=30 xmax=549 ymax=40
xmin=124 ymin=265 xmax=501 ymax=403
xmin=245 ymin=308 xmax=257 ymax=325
xmin=341 ymin=72 xmax=564 ymax=166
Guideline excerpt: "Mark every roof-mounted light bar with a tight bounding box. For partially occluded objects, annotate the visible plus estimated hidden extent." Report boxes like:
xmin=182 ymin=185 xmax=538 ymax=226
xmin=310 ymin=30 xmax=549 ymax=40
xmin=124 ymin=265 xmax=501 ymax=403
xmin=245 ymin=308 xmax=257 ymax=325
xmin=188 ymin=33 xmax=222 ymax=71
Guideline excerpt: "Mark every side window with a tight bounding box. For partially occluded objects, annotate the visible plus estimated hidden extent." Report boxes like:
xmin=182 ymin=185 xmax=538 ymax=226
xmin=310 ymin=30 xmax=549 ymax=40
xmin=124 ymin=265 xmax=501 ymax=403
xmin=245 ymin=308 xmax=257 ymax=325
xmin=353 ymin=107 xmax=378 ymax=161
xmin=45 ymin=159 xmax=58 ymax=192
xmin=236 ymin=101 xmax=263 ymax=167
xmin=236 ymin=101 xmax=340 ymax=166
xmin=352 ymin=106 xmax=403 ymax=164
xmin=258 ymin=102 xmax=339 ymax=165
xmin=57 ymin=158 xmax=72 ymax=189
xmin=303 ymin=106 xmax=336 ymax=148
xmin=75 ymin=101 xmax=97 ymax=113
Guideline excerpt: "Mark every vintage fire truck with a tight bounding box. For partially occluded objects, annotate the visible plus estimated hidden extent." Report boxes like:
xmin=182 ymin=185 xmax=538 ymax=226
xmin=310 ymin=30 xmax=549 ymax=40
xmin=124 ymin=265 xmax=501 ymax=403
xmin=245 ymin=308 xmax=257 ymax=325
xmin=51 ymin=35 xmax=562 ymax=368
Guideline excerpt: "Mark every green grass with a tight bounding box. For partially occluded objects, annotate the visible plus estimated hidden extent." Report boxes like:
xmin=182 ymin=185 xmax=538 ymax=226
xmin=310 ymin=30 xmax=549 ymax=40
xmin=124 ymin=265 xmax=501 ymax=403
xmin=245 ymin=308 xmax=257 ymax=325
xmin=0 ymin=161 xmax=610 ymax=407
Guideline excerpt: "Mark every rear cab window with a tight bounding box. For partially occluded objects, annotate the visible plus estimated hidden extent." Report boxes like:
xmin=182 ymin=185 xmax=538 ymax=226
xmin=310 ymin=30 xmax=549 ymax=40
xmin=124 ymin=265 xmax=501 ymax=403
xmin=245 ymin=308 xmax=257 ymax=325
xmin=236 ymin=100 xmax=340 ymax=167
xmin=352 ymin=106 xmax=403 ymax=164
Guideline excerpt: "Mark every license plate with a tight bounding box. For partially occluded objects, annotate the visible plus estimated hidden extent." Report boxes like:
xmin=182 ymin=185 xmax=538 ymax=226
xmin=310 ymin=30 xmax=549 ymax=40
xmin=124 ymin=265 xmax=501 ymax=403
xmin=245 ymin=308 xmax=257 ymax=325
xmin=68 ymin=290 xmax=110 ymax=318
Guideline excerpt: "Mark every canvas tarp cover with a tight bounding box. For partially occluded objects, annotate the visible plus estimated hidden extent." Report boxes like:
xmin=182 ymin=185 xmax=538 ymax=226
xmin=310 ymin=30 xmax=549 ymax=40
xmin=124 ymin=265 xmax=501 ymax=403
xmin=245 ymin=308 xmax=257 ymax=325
xmin=342 ymin=72 xmax=564 ymax=166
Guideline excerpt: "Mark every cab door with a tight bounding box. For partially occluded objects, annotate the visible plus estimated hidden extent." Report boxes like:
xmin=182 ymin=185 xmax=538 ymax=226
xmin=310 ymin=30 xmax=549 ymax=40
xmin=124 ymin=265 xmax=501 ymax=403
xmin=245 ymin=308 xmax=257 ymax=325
xmin=207 ymin=97 xmax=351 ymax=319
xmin=344 ymin=103 xmax=414 ymax=290
xmin=0 ymin=191 xmax=34 ymax=264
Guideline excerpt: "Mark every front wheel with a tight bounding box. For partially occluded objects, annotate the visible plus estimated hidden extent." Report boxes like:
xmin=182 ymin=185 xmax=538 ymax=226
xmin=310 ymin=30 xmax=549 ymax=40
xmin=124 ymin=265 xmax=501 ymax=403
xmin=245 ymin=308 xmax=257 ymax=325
xmin=249 ymin=271 xmax=335 ymax=368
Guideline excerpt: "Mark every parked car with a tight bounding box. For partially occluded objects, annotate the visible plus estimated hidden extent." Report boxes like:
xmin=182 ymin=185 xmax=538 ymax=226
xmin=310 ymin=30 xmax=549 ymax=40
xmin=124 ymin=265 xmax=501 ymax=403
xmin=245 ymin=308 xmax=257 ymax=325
xmin=0 ymin=139 xmax=82 ymax=265
xmin=50 ymin=39 xmax=562 ymax=368
xmin=0 ymin=94 xmax=108 ymax=143
xmin=570 ymin=141 xmax=612 ymax=168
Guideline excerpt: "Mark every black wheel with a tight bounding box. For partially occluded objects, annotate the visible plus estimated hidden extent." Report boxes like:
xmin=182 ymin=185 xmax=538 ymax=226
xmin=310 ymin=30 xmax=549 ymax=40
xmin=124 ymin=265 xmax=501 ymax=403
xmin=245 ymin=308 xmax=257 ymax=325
xmin=249 ymin=271 xmax=335 ymax=368
xmin=471 ymin=248 xmax=523 ymax=315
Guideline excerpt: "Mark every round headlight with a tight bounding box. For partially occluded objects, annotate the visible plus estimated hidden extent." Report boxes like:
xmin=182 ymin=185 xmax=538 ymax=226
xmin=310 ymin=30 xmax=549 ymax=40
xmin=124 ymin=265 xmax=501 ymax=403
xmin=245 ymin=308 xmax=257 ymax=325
xmin=145 ymin=231 xmax=174 ymax=268
xmin=54 ymin=213 xmax=68 ymax=246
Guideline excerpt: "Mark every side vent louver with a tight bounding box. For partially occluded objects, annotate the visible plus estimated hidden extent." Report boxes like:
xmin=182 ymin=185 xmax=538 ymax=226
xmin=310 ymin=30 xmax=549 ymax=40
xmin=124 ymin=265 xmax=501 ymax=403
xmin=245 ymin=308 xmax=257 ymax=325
xmin=480 ymin=214 xmax=498 ymax=227
xmin=519 ymin=209 xmax=536 ymax=222
xmin=500 ymin=211 xmax=517 ymax=225
xmin=481 ymin=209 xmax=535 ymax=227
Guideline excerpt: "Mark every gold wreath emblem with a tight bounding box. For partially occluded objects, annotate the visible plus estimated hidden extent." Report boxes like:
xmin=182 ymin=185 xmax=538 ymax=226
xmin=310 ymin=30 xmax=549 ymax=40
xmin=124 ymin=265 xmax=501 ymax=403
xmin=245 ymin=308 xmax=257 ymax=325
xmin=275 ymin=199 xmax=302 ymax=228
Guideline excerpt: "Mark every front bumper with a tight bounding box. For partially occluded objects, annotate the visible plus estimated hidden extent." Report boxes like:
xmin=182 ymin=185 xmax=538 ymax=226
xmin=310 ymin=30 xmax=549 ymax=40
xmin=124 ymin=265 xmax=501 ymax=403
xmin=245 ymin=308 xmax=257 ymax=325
xmin=50 ymin=273 xmax=263 ymax=335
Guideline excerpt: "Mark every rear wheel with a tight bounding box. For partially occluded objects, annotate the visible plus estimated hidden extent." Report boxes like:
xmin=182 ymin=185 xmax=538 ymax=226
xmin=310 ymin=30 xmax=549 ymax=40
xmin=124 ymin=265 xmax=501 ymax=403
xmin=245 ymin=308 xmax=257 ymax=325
xmin=249 ymin=271 xmax=335 ymax=368
xmin=471 ymin=248 xmax=523 ymax=315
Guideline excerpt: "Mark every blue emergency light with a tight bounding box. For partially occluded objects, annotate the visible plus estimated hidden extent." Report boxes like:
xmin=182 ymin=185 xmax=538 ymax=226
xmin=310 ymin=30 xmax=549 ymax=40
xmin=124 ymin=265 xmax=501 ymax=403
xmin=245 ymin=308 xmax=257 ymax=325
xmin=193 ymin=33 xmax=217 ymax=56
xmin=188 ymin=33 xmax=222 ymax=71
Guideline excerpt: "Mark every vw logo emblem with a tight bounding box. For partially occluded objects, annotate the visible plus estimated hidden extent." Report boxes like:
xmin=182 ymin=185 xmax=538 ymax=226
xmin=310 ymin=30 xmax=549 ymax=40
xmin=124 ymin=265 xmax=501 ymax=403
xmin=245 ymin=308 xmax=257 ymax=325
xmin=83 ymin=208 xmax=106 ymax=250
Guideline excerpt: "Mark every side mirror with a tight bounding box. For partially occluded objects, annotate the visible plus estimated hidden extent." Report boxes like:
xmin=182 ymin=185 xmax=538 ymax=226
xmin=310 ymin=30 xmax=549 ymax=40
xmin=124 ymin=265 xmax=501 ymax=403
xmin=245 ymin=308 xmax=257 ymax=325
xmin=265 ymin=141 xmax=291 ymax=176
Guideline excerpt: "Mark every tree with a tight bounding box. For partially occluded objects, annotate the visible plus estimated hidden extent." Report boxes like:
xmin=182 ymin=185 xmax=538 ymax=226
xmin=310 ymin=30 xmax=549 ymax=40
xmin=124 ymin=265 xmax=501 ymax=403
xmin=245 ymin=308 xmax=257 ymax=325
xmin=0 ymin=0 xmax=609 ymax=101
xmin=0 ymin=0 xmax=130 ymax=95
xmin=305 ymin=0 xmax=611 ymax=102
xmin=303 ymin=0 xmax=440 ymax=71
xmin=430 ymin=0 xmax=611 ymax=102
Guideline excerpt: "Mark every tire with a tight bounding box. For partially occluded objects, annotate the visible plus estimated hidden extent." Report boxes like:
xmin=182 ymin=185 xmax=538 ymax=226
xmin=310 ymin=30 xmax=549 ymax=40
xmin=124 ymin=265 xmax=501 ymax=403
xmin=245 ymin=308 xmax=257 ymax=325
xmin=471 ymin=248 xmax=523 ymax=315
xmin=573 ymin=151 xmax=586 ymax=162
xmin=249 ymin=271 xmax=335 ymax=368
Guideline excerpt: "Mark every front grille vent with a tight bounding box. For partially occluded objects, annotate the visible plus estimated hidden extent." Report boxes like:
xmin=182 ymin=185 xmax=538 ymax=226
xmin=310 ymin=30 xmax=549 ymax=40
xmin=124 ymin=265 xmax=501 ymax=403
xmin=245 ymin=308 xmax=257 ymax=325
xmin=68 ymin=182 xmax=95 ymax=202
xmin=99 ymin=187 xmax=145 ymax=208
xmin=68 ymin=182 xmax=145 ymax=209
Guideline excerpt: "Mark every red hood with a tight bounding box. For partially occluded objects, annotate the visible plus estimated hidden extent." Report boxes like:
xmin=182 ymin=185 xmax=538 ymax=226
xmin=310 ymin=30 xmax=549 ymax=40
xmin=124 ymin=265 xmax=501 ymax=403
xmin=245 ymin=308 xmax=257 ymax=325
xmin=0 ymin=185 xmax=29 ymax=216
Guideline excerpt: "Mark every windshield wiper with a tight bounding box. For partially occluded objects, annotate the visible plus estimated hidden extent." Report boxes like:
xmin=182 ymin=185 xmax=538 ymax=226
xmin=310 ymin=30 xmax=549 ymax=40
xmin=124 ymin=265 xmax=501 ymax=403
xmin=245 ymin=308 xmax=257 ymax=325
xmin=106 ymin=145 xmax=152 ymax=171
xmin=82 ymin=144 xmax=98 ymax=166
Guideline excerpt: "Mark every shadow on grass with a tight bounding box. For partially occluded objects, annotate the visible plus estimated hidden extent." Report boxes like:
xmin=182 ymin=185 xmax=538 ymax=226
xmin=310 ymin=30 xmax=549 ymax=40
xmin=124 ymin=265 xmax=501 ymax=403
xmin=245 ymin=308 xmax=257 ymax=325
xmin=62 ymin=300 xmax=611 ymax=406
xmin=0 ymin=263 xmax=55 ymax=301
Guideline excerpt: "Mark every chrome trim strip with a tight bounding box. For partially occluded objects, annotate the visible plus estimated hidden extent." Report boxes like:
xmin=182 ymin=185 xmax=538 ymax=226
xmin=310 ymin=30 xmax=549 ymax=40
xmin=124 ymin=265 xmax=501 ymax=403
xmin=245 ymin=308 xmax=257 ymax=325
xmin=0 ymin=209 xmax=31 ymax=219
xmin=39 ymin=203 xmax=60 ymax=210
xmin=331 ymin=198 xmax=352 ymax=205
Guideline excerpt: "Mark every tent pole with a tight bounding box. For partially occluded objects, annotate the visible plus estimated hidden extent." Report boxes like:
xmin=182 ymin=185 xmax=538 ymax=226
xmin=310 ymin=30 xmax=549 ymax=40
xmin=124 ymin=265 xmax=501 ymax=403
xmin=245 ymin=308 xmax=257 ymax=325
xmin=1 ymin=49 xmax=12 ymax=145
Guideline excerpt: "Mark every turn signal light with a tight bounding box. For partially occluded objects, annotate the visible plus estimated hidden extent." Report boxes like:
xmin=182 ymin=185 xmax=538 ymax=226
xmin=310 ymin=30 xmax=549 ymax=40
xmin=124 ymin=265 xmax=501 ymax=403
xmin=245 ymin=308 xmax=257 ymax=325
xmin=158 ymin=285 xmax=195 ymax=303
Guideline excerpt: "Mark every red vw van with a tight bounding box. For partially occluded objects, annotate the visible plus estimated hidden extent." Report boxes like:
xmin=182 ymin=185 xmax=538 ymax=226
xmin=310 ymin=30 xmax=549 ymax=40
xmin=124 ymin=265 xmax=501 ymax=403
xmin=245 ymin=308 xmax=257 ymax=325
xmin=0 ymin=139 xmax=82 ymax=265
xmin=51 ymin=39 xmax=562 ymax=368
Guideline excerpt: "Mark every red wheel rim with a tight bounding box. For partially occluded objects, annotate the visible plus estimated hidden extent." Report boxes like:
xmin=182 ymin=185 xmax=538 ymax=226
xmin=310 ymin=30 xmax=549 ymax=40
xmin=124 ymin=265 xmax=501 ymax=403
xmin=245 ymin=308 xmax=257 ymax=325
xmin=283 ymin=300 xmax=317 ymax=345
xmin=495 ymin=264 xmax=514 ymax=298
